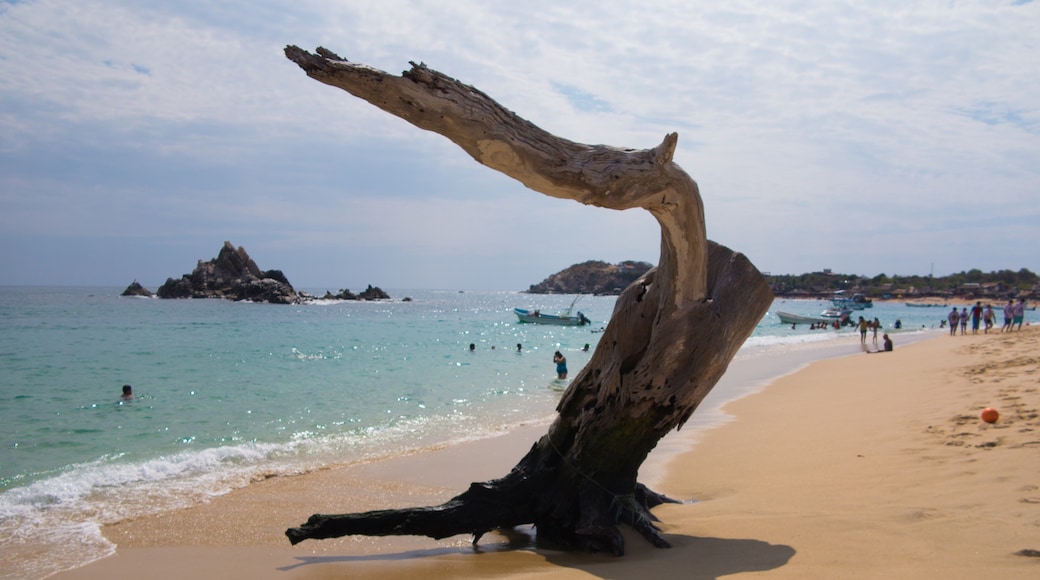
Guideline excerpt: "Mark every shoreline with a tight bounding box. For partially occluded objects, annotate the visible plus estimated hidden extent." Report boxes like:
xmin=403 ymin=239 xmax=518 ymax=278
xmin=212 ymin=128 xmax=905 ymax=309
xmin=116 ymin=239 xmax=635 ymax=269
xmin=654 ymin=325 xmax=1040 ymax=578
xmin=56 ymin=327 xmax=1040 ymax=579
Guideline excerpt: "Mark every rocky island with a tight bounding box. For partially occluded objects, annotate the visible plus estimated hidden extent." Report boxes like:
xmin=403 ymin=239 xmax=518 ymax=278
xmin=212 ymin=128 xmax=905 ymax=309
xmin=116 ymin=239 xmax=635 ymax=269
xmin=122 ymin=241 xmax=390 ymax=305
xmin=526 ymin=260 xmax=653 ymax=295
xmin=120 ymin=280 xmax=153 ymax=297
xmin=151 ymin=241 xmax=299 ymax=304
xmin=319 ymin=285 xmax=390 ymax=301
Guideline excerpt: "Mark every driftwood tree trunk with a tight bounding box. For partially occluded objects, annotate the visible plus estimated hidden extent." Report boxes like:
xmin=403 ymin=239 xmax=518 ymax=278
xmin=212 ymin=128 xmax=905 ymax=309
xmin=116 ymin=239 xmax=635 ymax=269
xmin=283 ymin=46 xmax=773 ymax=555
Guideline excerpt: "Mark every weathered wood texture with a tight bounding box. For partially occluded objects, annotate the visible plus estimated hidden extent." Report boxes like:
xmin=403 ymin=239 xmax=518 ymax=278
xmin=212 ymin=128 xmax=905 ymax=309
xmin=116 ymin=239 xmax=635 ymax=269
xmin=283 ymin=46 xmax=773 ymax=555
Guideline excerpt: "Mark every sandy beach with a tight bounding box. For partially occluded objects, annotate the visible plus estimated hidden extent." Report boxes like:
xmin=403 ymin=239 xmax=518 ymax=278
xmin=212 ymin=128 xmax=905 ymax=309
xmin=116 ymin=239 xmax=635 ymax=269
xmin=56 ymin=326 xmax=1040 ymax=579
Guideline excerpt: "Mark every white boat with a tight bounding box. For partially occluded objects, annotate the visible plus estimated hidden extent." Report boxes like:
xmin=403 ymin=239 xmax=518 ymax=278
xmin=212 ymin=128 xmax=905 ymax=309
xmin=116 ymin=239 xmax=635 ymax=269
xmin=514 ymin=296 xmax=591 ymax=326
xmin=832 ymin=297 xmax=865 ymax=311
xmin=776 ymin=311 xmax=830 ymax=325
xmin=514 ymin=308 xmax=590 ymax=326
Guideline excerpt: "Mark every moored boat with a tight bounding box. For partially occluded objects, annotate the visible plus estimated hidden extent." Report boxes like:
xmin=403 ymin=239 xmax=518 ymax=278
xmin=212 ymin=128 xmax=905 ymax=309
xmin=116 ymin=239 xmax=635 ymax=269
xmin=776 ymin=311 xmax=830 ymax=325
xmin=832 ymin=297 xmax=865 ymax=311
xmin=514 ymin=308 xmax=590 ymax=326
xmin=514 ymin=295 xmax=591 ymax=326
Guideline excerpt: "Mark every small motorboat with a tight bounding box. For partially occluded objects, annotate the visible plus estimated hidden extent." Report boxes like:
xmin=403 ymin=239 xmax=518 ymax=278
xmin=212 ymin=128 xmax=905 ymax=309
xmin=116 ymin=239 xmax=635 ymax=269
xmin=776 ymin=311 xmax=829 ymax=325
xmin=514 ymin=308 xmax=591 ymax=326
xmin=514 ymin=295 xmax=591 ymax=326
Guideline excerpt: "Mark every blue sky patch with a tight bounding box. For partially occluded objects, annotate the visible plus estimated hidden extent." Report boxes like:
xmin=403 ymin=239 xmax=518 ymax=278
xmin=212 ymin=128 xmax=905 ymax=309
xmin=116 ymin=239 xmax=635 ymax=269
xmin=551 ymin=82 xmax=612 ymax=113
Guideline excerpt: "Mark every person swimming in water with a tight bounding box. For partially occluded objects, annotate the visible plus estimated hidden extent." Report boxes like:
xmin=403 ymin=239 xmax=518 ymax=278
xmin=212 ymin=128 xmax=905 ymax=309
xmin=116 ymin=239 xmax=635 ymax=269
xmin=120 ymin=384 xmax=134 ymax=401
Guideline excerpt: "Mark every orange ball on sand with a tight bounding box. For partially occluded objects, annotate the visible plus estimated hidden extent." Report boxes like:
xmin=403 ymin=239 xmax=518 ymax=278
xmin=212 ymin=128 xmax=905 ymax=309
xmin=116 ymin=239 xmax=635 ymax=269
xmin=980 ymin=407 xmax=1000 ymax=424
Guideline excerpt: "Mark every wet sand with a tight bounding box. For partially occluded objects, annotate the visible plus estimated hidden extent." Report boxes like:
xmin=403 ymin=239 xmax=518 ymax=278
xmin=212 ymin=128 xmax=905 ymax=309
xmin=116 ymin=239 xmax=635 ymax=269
xmin=57 ymin=326 xmax=1040 ymax=579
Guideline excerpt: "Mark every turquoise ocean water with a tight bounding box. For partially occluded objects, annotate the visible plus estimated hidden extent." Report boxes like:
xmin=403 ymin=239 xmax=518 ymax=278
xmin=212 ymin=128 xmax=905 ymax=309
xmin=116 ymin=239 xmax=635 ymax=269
xmin=1 ymin=287 xmax=986 ymax=578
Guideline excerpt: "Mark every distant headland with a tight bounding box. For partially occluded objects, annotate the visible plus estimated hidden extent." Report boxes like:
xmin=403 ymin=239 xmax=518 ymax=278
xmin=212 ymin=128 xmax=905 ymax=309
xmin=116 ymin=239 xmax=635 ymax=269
xmin=525 ymin=260 xmax=653 ymax=295
xmin=121 ymin=241 xmax=389 ymax=304
xmin=767 ymin=268 xmax=1039 ymax=302
xmin=526 ymin=262 xmax=1039 ymax=302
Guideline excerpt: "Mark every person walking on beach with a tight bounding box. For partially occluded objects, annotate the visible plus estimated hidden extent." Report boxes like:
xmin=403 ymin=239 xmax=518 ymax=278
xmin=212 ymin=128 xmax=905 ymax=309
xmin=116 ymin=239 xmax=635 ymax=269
xmin=1012 ymin=298 xmax=1026 ymax=331
xmin=948 ymin=307 xmax=960 ymax=336
xmin=959 ymin=307 xmax=968 ymax=335
xmin=871 ymin=317 xmax=880 ymax=346
xmin=970 ymin=301 xmax=983 ymax=335
xmin=553 ymin=351 xmax=568 ymax=380
xmin=857 ymin=316 xmax=869 ymax=344
xmin=983 ymin=304 xmax=995 ymax=333
xmin=1002 ymin=299 xmax=1015 ymax=332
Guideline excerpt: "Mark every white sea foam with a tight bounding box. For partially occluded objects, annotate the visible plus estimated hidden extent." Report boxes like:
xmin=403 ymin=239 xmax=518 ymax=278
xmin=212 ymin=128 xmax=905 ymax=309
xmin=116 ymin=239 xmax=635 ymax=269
xmin=0 ymin=404 xmax=555 ymax=578
xmin=0 ymin=440 xmax=307 ymax=578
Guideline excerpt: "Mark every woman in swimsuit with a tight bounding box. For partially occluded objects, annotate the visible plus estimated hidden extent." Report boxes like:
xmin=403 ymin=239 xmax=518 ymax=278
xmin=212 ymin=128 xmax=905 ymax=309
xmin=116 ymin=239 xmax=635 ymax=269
xmin=553 ymin=351 xmax=568 ymax=380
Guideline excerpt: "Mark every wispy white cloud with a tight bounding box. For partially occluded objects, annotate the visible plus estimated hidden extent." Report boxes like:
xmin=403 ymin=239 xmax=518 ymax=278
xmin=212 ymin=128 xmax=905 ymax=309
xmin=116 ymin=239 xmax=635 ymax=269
xmin=1 ymin=0 xmax=1038 ymax=288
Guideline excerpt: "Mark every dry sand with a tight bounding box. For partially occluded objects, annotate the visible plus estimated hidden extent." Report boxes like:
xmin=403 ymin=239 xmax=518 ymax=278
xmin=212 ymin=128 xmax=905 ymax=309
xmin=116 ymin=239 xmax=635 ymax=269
xmin=57 ymin=327 xmax=1040 ymax=579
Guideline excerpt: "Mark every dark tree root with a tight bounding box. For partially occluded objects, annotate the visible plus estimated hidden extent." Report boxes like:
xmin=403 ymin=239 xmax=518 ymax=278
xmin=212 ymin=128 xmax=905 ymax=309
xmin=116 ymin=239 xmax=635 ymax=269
xmin=285 ymin=480 xmax=521 ymax=546
xmin=286 ymin=473 xmax=680 ymax=557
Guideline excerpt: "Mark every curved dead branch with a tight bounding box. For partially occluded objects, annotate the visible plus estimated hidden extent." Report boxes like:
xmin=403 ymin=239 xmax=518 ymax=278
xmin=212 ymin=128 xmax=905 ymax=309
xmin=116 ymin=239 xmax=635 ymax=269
xmin=282 ymin=46 xmax=772 ymax=555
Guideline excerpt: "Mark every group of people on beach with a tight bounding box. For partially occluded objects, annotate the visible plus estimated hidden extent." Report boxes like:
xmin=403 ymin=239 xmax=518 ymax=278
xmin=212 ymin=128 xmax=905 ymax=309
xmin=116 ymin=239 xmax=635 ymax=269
xmin=856 ymin=316 xmax=893 ymax=353
xmin=945 ymin=298 xmax=1027 ymax=336
xmin=856 ymin=316 xmax=882 ymax=344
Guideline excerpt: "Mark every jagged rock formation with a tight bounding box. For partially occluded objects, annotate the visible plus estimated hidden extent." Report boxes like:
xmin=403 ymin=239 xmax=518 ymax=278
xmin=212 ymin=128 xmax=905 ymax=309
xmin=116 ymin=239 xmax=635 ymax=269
xmin=527 ymin=260 xmax=653 ymax=295
xmin=320 ymin=285 xmax=390 ymax=301
xmin=155 ymin=241 xmax=300 ymax=304
xmin=120 ymin=280 xmax=153 ymax=297
xmin=282 ymin=47 xmax=772 ymax=556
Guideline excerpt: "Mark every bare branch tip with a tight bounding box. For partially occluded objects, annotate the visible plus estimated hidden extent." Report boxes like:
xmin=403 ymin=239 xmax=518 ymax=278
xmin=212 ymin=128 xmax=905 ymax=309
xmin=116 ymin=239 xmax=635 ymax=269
xmin=315 ymin=47 xmax=345 ymax=61
xmin=283 ymin=44 xmax=305 ymax=61
xmin=653 ymin=133 xmax=678 ymax=165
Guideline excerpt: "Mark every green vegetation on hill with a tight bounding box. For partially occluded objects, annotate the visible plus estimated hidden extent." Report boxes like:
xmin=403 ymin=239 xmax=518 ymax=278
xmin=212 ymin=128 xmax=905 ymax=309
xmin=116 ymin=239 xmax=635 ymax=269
xmin=526 ymin=260 xmax=653 ymax=295
xmin=528 ymin=263 xmax=1039 ymax=300
xmin=769 ymin=268 xmax=1039 ymax=300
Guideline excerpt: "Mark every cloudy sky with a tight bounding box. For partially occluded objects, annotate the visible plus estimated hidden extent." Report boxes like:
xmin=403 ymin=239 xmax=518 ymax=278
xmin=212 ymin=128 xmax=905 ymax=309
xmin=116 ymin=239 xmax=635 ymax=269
xmin=1 ymin=0 xmax=1037 ymax=291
